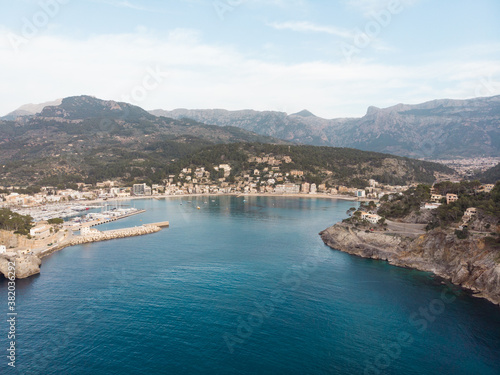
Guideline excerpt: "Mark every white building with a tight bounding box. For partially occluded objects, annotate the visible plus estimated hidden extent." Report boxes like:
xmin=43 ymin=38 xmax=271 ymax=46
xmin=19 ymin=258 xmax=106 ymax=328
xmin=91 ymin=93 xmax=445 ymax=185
xmin=218 ymin=164 xmax=232 ymax=177
xmin=361 ymin=212 xmax=382 ymax=224
xmin=132 ymin=184 xmax=152 ymax=196
xmin=274 ymin=183 xmax=300 ymax=194
xmin=80 ymin=226 xmax=99 ymax=236
xmin=366 ymin=214 xmax=382 ymax=224
xmin=30 ymin=225 xmax=51 ymax=238
xmin=431 ymin=194 xmax=443 ymax=203
xmin=422 ymin=203 xmax=442 ymax=210
xmin=356 ymin=190 xmax=366 ymax=198
xmin=463 ymin=207 xmax=478 ymax=222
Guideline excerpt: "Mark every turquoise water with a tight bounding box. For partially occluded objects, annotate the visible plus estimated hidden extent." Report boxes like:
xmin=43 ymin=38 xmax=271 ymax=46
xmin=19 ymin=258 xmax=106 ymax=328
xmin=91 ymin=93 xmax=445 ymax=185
xmin=1 ymin=196 xmax=500 ymax=374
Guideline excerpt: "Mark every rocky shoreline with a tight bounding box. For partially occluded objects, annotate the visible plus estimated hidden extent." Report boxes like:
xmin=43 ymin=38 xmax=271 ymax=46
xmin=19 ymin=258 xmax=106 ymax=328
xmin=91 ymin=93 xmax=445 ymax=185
xmin=320 ymin=223 xmax=500 ymax=306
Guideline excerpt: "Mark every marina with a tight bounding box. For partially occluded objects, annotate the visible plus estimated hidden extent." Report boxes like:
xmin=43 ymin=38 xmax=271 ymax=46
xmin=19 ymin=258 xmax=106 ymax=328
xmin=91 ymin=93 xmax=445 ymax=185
xmin=13 ymin=203 xmax=103 ymax=222
xmin=68 ymin=208 xmax=146 ymax=230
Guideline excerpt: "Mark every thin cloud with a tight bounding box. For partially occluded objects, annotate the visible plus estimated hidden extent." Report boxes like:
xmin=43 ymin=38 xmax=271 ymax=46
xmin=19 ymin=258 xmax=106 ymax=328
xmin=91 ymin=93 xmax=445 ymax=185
xmin=88 ymin=0 xmax=155 ymax=11
xmin=269 ymin=21 xmax=353 ymax=39
xmin=344 ymin=0 xmax=421 ymax=17
xmin=1 ymin=28 xmax=499 ymax=118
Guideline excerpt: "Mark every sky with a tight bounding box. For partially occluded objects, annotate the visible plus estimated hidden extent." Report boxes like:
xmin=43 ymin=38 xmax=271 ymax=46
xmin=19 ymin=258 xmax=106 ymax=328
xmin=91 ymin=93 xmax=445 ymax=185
xmin=1 ymin=0 xmax=500 ymax=118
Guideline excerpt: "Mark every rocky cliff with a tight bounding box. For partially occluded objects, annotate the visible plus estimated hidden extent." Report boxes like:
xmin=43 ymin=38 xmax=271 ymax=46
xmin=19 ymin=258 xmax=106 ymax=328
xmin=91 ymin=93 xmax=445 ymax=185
xmin=320 ymin=223 xmax=500 ymax=305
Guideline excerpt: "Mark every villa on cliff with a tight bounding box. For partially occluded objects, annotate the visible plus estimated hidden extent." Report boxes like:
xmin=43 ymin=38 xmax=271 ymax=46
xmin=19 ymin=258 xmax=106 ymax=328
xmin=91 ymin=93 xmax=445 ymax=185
xmin=360 ymin=212 xmax=382 ymax=224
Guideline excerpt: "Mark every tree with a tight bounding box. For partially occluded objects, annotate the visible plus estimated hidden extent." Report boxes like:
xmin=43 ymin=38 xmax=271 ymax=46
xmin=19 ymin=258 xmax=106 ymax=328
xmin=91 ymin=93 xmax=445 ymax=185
xmin=48 ymin=218 xmax=64 ymax=225
xmin=455 ymin=228 xmax=469 ymax=239
xmin=0 ymin=208 xmax=33 ymax=235
xmin=346 ymin=207 xmax=356 ymax=216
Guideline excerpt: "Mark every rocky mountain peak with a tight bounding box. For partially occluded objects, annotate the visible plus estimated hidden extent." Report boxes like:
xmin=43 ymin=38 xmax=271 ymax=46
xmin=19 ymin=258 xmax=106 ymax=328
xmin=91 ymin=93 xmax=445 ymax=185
xmin=291 ymin=109 xmax=316 ymax=117
xmin=38 ymin=95 xmax=154 ymax=121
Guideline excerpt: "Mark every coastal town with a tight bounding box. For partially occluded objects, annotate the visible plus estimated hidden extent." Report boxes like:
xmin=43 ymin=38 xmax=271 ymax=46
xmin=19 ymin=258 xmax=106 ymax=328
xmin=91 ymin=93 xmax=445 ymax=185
xmin=427 ymin=156 xmax=500 ymax=178
xmin=3 ymin=0 xmax=500 ymax=371
xmin=0 ymin=151 xmax=497 ymax=280
xmin=0 ymin=152 xmax=449 ymax=210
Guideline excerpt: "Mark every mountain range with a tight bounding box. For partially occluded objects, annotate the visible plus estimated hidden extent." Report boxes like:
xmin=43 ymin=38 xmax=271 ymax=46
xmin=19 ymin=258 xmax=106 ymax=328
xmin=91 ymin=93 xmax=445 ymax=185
xmin=0 ymin=95 xmax=453 ymax=187
xmin=5 ymin=95 xmax=499 ymax=160
xmin=0 ymin=96 xmax=284 ymax=185
xmin=150 ymin=95 xmax=500 ymax=159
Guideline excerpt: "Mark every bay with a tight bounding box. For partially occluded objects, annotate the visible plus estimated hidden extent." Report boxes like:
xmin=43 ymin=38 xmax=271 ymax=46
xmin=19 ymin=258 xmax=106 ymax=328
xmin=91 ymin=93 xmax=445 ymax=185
xmin=1 ymin=196 xmax=500 ymax=374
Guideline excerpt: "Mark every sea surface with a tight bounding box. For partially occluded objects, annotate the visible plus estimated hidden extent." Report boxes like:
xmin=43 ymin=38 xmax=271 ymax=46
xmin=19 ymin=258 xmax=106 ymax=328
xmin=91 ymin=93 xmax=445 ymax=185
xmin=1 ymin=196 xmax=500 ymax=374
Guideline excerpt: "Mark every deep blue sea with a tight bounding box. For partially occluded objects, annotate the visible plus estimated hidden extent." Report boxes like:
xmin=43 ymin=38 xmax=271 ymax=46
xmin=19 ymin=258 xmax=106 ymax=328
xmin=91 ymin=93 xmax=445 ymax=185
xmin=1 ymin=196 xmax=500 ymax=374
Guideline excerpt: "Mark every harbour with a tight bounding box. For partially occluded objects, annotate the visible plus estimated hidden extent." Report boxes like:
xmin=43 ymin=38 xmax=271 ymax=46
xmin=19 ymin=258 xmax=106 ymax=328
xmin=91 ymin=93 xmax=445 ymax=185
xmin=2 ymin=196 xmax=499 ymax=374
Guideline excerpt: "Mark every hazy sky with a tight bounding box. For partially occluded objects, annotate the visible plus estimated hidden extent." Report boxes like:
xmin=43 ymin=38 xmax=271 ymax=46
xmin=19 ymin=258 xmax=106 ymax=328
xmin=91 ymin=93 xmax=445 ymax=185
xmin=1 ymin=0 xmax=500 ymax=118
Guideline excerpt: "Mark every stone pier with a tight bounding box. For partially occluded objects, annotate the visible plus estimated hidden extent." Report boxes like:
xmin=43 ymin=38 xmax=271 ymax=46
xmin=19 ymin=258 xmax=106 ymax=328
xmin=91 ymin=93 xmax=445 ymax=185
xmin=68 ymin=224 xmax=162 ymax=246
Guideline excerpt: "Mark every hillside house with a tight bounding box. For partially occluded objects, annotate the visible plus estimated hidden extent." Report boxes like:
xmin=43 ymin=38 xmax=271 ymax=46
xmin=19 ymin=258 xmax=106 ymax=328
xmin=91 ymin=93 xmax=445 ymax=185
xmin=446 ymin=194 xmax=459 ymax=204
xmin=463 ymin=207 xmax=477 ymax=220
xmin=431 ymin=194 xmax=443 ymax=203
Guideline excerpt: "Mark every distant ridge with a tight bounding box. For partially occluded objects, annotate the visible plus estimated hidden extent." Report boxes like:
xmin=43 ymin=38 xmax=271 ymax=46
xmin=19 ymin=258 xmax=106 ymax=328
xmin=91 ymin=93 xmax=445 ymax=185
xmin=2 ymin=99 xmax=62 ymax=120
xmin=150 ymin=95 xmax=500 ymax=159
xmin=4 ymin=94 xmax=500 ymax=159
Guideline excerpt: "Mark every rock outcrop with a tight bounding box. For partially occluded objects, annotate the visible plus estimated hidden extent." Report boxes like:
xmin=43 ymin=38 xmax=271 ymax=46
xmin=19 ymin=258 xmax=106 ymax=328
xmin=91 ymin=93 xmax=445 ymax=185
xmin=320 ymin=223 xmax=500 ymax=305
xmin=0 ymin=254 xmax=42 ymax=279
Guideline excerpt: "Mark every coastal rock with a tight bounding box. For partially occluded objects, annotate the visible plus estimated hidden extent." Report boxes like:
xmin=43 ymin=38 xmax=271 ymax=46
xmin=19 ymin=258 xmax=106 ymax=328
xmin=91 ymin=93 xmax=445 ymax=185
xmin=0 ymin=254 xmax=42 ymax=279
xmin=403 ymin=209 xmax=434 ymax=224
xmin=320 ymin=223 xmax=500 ymax=305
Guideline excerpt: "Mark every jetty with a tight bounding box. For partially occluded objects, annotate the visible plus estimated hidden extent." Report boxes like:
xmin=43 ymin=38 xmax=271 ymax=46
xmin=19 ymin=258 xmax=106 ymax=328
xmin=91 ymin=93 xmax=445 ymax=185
xmin=38 ymin=221 xmax=169 ymax=258
xmin=1 ymin=212 xmax=171 ymax=279
xmin=68 ymin=224 xmax=162 ymax=246
xmin=148 ymin=221 xmax=170 ymax=228
xmin=76 ymin=209 xmax=147 ymax=229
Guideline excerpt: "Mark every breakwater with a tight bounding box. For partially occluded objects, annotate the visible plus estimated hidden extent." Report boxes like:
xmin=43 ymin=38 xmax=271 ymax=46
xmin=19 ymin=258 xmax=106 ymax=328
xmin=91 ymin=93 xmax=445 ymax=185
xmin=1 ymin=223 xmax=167 ymax=279
xmin=69 ymin=224 xmax=161 ymax=246
xmin=77 ymin=209 xmax=147 ymax=229
xmin=40 ymin=224 xmax=164 ymax=257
